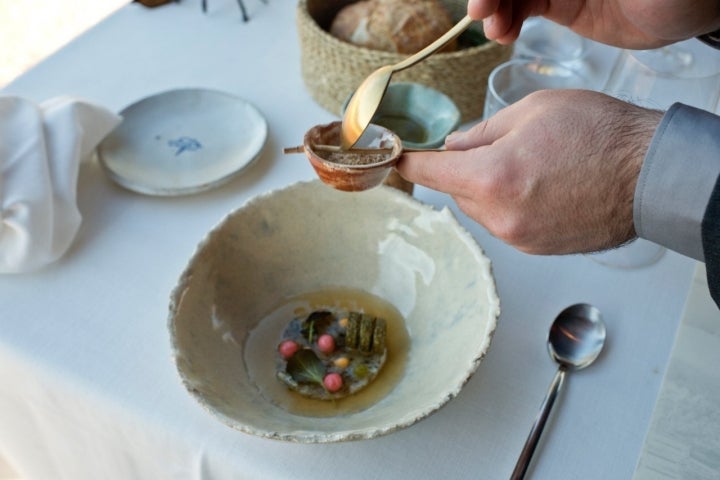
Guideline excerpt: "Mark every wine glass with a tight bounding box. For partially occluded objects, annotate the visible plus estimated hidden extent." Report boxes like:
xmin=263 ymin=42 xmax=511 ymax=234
xmin=589 ymin=39 xmax=720 ymax=268
xmin=604 ymin=40 xmax=720 ymax=112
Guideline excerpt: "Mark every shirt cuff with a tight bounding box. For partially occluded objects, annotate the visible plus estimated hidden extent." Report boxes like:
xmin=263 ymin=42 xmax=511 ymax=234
xmin=634 ymin=103 xmax=720 ymax=262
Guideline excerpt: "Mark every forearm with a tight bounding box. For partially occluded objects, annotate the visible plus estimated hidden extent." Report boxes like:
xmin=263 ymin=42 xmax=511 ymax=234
xmin=634 ymin=103 xmax=720 ymax=262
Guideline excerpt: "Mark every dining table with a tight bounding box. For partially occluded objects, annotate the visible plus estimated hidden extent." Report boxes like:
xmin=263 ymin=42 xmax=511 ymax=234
xmin=0 ymin=1 xmax=702 ymax=479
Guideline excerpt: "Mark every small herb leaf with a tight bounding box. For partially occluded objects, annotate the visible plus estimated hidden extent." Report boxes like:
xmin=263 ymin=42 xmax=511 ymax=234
xmin=301 ymin=311 xmax=335 ymax=341
xmin=286 ymin=349 xmax=326 ymax=385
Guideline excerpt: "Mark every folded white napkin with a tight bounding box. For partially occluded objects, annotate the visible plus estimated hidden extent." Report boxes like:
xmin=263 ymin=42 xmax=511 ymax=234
xmin=0 ymin=96 xmax=122 ymax=273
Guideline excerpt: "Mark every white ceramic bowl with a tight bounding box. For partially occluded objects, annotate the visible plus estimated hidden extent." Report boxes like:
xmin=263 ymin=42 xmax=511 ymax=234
xmin=168 ymin=181 xmax=500 ymax=442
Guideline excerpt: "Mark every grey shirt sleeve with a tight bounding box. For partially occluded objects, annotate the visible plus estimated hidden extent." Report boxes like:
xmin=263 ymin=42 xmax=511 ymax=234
xmin=633 ymin=103 xmax=720 ymax=262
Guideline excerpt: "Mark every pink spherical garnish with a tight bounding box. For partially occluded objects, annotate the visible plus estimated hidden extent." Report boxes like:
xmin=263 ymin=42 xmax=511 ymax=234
xmin=323 ymin=372 xmax=343 ymax=392
xmin=317 ymin=334 xmax=336 ymax=354
xmin=278 ymin=340 xmax=300 ymax=360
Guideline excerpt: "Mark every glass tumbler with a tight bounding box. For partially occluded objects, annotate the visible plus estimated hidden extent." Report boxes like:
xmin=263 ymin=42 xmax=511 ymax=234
xmin=484 ymin=58 xmax=591 ymax=119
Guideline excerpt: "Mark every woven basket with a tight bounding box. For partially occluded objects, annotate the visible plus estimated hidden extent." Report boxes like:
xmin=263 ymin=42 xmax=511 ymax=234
xmin=296 ymin=0 xmax=512 ymax=122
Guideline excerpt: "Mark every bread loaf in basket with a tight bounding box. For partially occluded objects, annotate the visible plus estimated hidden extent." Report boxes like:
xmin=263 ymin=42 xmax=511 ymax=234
xmin=296 ymin=0 xmax=512 ymax=121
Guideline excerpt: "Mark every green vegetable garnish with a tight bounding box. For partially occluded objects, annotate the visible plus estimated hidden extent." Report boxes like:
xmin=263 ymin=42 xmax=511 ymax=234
xmin=286 ymin=349 xmax=326 ymax=386
xmin=301 ymin=310 xmax=334 ymax=343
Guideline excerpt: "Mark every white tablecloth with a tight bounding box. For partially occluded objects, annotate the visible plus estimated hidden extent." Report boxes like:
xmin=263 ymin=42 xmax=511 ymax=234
xmin=0 ymin=2 xmax=696 ymax=479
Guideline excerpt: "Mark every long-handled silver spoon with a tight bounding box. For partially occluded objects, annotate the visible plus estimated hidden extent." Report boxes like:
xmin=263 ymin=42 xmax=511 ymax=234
xmin=340 ymin=15 xmax=473 ymax=150
xmin=511 ymin=303 xmax=607 ymax=480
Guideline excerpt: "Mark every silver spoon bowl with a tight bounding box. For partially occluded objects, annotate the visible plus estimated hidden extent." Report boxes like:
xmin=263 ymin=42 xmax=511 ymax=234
xmin=511 ymin=303 xmax=606 ymax=480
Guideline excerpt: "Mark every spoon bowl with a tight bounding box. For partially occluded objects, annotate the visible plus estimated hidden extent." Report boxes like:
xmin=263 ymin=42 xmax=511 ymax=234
xmin=341 ymin=66 xmax=394 ymax=150
xmin=340 ymin=15 xmax=473 ymax=149
xmin=511 ymin=303 xmax=606 ymax=480
xmin=548 ymin=303 xmax=606 ymax=370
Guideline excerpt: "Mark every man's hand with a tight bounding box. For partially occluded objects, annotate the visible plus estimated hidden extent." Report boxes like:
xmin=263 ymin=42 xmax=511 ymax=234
xmin=468 ymin=0 xmax=720 ymax=49
xmin=396 ymin=90 xmax=664 ymax=255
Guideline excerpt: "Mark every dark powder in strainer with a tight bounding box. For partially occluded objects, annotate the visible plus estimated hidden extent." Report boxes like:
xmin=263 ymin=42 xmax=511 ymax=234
xmin=317 ymin=150 xmax=392 ymax=166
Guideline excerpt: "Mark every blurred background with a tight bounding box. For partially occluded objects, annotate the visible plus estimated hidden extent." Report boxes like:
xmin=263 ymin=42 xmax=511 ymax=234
xmin=0 ymin=0 xmax=128 ymax=88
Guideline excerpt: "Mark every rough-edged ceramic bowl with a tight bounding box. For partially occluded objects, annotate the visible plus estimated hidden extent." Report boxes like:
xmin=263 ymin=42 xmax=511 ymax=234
xmin=168 ymin=180 xmax=500 ymax=443
xmin=303 ymin=121 xmax=403 ymax=192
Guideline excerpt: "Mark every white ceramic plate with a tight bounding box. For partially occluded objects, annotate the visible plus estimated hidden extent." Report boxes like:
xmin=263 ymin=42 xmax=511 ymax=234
xmin=98 ymin=88 xmax=267 ymax=196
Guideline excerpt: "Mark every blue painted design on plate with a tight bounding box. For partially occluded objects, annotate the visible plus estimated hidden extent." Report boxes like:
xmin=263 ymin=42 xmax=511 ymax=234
xmin=168 ymin=137 xmax=202 ymax=156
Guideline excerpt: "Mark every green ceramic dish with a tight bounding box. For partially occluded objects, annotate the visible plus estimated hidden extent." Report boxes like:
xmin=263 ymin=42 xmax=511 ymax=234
xmin=343 ymin=82 xmax=461 ymax=149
